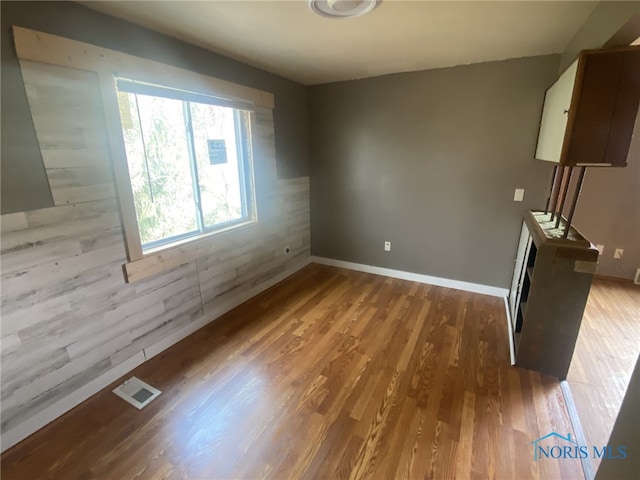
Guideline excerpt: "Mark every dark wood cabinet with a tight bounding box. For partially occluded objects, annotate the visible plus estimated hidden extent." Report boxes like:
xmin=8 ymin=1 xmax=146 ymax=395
xmin=509 ymin=211 xmax=599 ymax=379
xmin=536 ymin=46 xmax=640 ymax=167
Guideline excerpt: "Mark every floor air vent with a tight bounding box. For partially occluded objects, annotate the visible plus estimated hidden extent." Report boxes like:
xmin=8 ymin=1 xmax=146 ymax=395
xmin=112 ymin=377 xmax=161 ymax=409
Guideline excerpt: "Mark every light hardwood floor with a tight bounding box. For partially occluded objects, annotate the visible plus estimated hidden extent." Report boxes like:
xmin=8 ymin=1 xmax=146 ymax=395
xmin=567 ymin=277 xmax=640 ymax=472
xmin=1 ymin=264 xmax=583 ymax=479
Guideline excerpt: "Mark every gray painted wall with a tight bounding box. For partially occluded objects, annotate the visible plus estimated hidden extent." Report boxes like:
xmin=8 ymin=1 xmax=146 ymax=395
xmin=595 ymin=355 xmax=640 ymax=480
xmin=1 ymin=6 xmax=54 ymax=213
xmin=309 ymin=55 xmax=559 ymax=289
xmin=1 ymin=1 xmax=308 ymax=215
xmin=571 ymin=114 xmax=640 ymax=280
xmin=560 ymin=1 xmax=640 ymax=72
xmin=561 ymin=3 xmax=640 ymax=280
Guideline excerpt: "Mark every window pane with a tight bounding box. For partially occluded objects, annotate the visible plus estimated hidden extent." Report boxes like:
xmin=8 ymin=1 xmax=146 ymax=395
xmin=118 ymin=92 xmax=198 ymax=246
xmin=189 ymin=102 xmax=245 ymax=227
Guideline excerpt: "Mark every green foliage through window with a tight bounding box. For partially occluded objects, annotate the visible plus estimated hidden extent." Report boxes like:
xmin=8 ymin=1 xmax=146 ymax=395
xmin=116 ymin=79 xmax=254 ymax=250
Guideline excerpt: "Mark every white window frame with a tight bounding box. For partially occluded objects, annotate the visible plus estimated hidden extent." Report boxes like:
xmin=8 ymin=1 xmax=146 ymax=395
xmin=115 ymin=77 xmax=257 ymax=253
xmin=12 ymin=26 xmax=275 ymax=283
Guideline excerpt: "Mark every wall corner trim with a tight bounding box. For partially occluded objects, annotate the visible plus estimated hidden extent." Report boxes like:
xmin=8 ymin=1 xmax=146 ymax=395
xmin=310 ymin=256 xmax=509 ymax=298
xmin=1 ymin=256 xmax=312 ymax=453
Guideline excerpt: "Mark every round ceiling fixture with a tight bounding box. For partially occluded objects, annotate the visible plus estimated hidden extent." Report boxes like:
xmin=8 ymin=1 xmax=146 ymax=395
xmin=308 ymin=0 xmax=382 ymax=19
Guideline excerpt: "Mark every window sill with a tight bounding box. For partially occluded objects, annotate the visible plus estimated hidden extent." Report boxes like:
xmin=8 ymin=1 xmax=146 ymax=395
xmin=123 ymin=219 xmax=257 ymax=283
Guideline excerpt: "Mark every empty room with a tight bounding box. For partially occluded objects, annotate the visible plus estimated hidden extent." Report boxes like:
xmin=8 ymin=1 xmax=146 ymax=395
xmin=1 ymin=1 xmax=639 ymax=479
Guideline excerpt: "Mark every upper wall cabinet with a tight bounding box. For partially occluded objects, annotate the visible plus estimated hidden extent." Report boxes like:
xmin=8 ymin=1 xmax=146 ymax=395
xmin=535 ymin=46 xmax=640 ymax=167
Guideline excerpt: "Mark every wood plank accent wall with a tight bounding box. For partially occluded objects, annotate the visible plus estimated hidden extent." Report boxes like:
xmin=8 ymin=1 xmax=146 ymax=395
xmin=20 ymin=60 xmax=116 ymax=206
xmin=12 ymin=26 xmax=280 ymax=266
xmin=0 ymin=60 xmax=310 ymax=446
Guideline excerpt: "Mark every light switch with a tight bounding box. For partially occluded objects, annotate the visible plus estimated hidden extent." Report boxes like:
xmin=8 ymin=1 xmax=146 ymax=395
xmin=514 ymin=188 xmax=525 ymax=202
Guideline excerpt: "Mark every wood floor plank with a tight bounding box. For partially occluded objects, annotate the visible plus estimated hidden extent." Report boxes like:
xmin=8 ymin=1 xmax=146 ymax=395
xmin=1 ymin=264 xmax=584 ymax=479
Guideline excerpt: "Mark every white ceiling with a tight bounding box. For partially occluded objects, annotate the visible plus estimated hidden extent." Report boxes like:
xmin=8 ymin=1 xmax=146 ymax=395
xmin=81 ymin=1 xmax=598 ymax=85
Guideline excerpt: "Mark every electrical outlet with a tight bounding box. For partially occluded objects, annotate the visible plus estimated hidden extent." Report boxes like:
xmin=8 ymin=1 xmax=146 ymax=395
xmin=596 ymin=244 xmax=604 ymax=255
xmin=513 ymin=188 xmax=525 ymax=202
xmin=284 ymin=246 xmax=291 ymax=255
xmin=614 ymin=248 xmax=624 ymax=259
xmin=384 ymin=241 xmax=391 ymax=252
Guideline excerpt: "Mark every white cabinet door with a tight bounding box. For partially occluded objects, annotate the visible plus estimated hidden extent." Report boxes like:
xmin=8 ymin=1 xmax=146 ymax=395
xmin=509 ymin=221 xmax=531 ymax=326
xmin=535 ymin=60 xmax=579 ymax=163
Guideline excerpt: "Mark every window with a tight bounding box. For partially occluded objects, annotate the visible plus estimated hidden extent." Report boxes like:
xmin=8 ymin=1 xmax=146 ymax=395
xmin=13 ymin=26 xmax=275 ymax=281
xmin=116 ymin=78 xmax=255 ymax=252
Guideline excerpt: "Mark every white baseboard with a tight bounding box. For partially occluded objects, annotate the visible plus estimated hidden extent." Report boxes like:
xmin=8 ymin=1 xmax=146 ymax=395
xmin=311 ymin=256 xmax=509 ymax=298
xmin=1 ymin=256 xmax=312 ymax=453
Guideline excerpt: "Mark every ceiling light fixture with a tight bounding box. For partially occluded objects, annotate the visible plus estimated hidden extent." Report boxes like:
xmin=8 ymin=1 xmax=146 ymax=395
xmin=308 ymin=0 xmax=381 ymax=19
